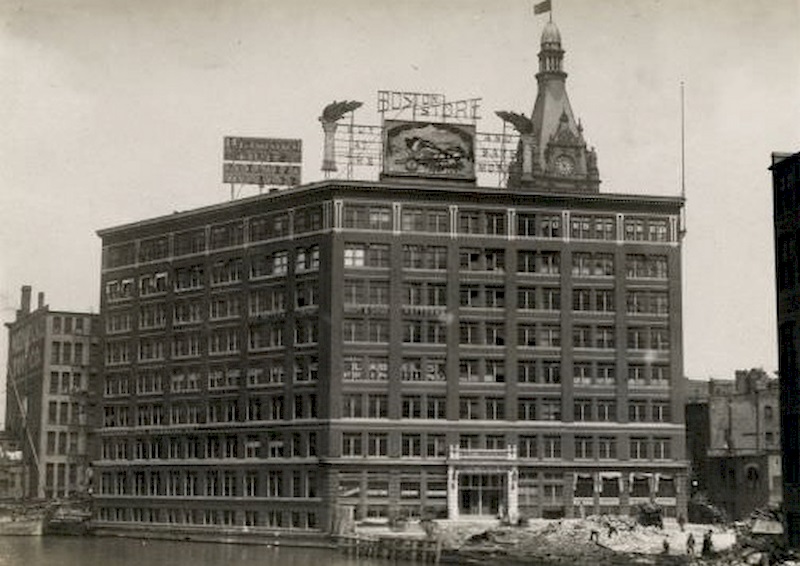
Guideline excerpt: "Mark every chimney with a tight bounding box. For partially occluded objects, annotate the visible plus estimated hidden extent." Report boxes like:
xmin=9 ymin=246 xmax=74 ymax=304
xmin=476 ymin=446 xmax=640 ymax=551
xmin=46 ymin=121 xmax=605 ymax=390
xmin=37 ymin=292 xmax=45 ymax=310
xmin=20 ymin=286 xmax=31 ymax=314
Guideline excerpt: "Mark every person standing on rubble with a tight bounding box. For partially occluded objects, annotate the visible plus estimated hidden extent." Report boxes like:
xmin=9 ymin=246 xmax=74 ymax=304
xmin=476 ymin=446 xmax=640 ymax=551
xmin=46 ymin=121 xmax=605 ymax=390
xmin=701 ymin=530 xmax=713 ymax=556
xmin=686 ymin=532 xmax=695 ymax=555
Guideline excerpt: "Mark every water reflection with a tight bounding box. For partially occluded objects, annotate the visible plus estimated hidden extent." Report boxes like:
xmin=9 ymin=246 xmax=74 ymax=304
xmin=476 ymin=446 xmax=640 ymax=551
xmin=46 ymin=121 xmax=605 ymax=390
xmin=0 ymin=537 xmax=403 ymax=566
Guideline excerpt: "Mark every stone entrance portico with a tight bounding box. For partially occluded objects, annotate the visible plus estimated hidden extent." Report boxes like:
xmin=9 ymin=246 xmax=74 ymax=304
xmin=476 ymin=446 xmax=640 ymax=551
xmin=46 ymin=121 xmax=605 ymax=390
xmin=447 ymin=445 xmax=519 ymax=522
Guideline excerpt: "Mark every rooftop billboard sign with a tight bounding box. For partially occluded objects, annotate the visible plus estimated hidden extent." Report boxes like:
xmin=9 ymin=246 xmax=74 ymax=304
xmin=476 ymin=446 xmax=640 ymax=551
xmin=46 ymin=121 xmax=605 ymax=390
xmin=383 ymin=120 xmax=476 ymax=181
xmin=223 ymin=163 xmax=301 ymax=186
xmin=377 ymin=90 xmax=481 ymax=122
xmin=223 ymin=137 xmax=302 ymax=163
xmin=223 ymin=136 xmax=302 ymax=187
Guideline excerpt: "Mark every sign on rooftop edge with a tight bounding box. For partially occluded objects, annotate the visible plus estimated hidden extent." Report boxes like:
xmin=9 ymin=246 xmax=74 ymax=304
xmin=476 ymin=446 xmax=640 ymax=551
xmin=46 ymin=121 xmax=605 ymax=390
xmin=320 ymin=90 xmax=517 ymax=185
xmin=377 ymin=90 xmax=481 ymax=122
xmin=223 ymin=136 xmax=302 ymax=187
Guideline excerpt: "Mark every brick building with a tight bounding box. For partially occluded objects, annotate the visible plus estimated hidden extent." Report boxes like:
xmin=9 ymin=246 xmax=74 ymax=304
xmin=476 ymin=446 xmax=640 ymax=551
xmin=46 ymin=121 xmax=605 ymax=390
xmin=686 ymin=370 xmax=781 ymax=521
xmin=4 ymin=286 xmax=99 ymax=499
xmin=771 ymin=149 xmax=800 ymax=545
xmin=93 ymin=19 xmax=687 ymax=535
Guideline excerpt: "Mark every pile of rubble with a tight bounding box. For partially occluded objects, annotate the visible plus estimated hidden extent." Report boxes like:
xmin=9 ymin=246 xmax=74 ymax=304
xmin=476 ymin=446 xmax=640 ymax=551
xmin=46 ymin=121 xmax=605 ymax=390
xmin=437 ymin=517 xmax=704 ymax=565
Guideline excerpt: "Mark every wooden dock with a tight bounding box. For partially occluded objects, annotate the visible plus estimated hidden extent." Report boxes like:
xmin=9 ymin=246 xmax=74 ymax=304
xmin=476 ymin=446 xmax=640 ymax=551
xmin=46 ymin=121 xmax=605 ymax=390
xmin=335 ymin=534 xmax=443 ymax=563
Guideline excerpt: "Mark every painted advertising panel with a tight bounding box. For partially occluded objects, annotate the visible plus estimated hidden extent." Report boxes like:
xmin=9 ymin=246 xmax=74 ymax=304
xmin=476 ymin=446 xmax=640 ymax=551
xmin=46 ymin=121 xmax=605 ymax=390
xmin=383 ymin=120 xmax=475 ymax=180
xmin=222 ymin=163 xmax=301 ymax=186
xmin=223 ymin=137 xmax=302 ymax=163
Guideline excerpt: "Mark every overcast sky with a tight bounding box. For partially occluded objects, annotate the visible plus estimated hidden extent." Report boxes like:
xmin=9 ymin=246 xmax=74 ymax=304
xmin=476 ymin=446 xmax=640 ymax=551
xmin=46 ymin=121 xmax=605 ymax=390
xmin=1 ymin=0 xmax=799 ymax=419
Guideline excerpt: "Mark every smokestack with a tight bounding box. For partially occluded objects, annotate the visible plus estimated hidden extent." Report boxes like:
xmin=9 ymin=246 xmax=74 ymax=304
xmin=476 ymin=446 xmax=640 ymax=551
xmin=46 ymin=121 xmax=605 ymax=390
xmin=37 ymin=292 xmax=45 ymax=310
xmin=20 ymin=286 xmax=31 ymax=314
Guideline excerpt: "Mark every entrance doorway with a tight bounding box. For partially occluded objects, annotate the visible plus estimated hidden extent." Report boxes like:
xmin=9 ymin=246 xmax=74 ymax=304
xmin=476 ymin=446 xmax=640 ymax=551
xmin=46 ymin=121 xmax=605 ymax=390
xmin=459 ymin=473 xmax=505 ymax=516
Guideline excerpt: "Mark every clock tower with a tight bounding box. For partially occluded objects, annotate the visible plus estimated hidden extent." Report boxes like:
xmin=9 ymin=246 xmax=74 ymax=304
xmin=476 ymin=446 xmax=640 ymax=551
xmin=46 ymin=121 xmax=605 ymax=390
xmin=507 ymin=20 xmax=600 ymax=193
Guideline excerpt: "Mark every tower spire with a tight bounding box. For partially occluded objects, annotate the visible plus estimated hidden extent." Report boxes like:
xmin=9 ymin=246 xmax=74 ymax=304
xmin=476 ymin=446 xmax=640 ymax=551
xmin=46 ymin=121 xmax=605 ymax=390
xmin=506 ymin=14 xmax=600 ymax=193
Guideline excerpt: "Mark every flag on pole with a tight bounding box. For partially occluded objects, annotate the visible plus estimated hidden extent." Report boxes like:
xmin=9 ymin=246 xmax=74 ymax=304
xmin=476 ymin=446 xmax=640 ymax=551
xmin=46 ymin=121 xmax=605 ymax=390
xmin=534 ymin=0 xmax=551 ymax=15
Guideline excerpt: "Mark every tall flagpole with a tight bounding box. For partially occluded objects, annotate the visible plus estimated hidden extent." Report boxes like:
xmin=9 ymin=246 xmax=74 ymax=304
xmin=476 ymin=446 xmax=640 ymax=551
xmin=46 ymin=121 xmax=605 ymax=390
xmin=680 ymin=81 xmax=685 ymax=201
xmin=680 ymin=81 xmax=687 ymax=238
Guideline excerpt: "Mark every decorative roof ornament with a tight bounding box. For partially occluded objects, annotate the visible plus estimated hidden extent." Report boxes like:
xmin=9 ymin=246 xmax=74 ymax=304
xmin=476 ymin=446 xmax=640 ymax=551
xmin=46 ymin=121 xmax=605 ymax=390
xmin=319 ymin=100 xmax=363 ymax=174
xmin=495 ymin=111 xmax=534 ymax=135
xmin=319 ymin=100 xmax=363 ymax=124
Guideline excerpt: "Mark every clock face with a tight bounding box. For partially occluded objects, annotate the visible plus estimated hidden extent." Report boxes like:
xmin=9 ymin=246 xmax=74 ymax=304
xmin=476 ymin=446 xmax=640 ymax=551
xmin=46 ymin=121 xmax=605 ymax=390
xmin=554 ymin=155 xmax=575 ymax=176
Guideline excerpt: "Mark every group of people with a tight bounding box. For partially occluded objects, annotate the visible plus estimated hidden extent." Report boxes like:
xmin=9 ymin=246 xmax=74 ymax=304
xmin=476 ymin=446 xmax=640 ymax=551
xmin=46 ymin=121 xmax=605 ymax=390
xmin=682 ymin=529 xmax=714 ymax=556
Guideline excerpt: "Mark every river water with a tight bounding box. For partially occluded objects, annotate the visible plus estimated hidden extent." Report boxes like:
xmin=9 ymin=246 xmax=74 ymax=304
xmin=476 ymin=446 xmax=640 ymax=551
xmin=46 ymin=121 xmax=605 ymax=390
xmin=0 ymin=536 xmax=410 ymax=566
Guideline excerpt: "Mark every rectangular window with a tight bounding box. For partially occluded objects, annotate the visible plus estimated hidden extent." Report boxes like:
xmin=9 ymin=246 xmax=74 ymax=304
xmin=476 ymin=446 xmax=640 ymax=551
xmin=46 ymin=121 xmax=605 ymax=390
xmin=539 ymin=215 xmax=561 ymax=238
xmin=543 ymin=436 xmax=562 ymax=458
xmin=575 ymin=436 xmax=593 ymax=459
xmin=366 ymin=395 xmax=387 ymax=418
xmin=459 ymin=397 xmax=480 ymax=420
xmin=519 ymin=435 xmax=537 ymax=458
xmin=518 ymin=287 xmax=537 ymax=310
xmin=541 ymin=400 xmax=561 ymax=421
xmin=517 ymin=213 xmax=536 ymax=237
xmin=427 ymin=396 xmax=446 ymax=419
xmin=597 ymin=400 xmax=617 ymax=422
xmin=342 ymin=433 xmax=362 ymax=457
xmin=629 ymin=401 xmax=647 ymax=422
xmin=540 ymin=326 xmax=561 ymax=348
xmin=598 ymin=437 xmax=617 ymax=459
xmin=542 ymin=361 xmax=561 ymax=384
xmin=367 ymin=433 xmax=388 ymax=456
xmin=573 ymin=325 xmax=591 ymax=348
xmin=630 ymin=438 xmax=648 ymax=460
xmin=342 ymin=394 xmax=363 ymax=418
xmin=518 ymin=360 xmax=537 ymax=383
xmin=402 ymin=395 xmax=422 ymax=419
xmin=427 ymin=435 xmax=447 ymax=457
xmin=518 ymin=399 xmax=537 ymax=421
xmin=485 ymin=397 xmax=505 ymax=420
xmin=574 ymin=399 xmax=592 ymax=421
xmin=401 ymin=434 xmax=422 ymax=457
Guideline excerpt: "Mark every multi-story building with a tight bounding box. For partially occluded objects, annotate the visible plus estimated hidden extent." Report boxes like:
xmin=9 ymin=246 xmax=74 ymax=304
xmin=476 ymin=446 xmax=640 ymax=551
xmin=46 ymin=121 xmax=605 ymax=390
xmin=771 ymin=149 xmax=800 ymax=546
xmin=686 ymin=370 xmax=781 ymax=521
xmin=0 ymin=431 xmax=24 ymax=500
xmin=93 ymin=19 xmax=686 ymax=535
xmin=4 ymin=286 xmax=99 ymax=499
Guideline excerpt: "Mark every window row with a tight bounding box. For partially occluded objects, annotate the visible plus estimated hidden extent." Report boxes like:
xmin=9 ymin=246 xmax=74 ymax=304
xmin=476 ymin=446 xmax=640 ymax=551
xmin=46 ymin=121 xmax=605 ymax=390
xmin=104 ymin=207 xmax=324 ymax=268
xmin=339 ymin=432 xmax=674 ymax=461
xmin=46 ymin=400 xmax=84 ymax=426
xmin=105 ymin=359 xmax=315 ymax=398
xmin=103 ymin=393 xmax=317 ymax=428
xmin=49 ymin=341 xmax=87 ymax=366
xmin=50 ymin=315 xmax=90 ymax=335
xmin=101 ymin=431 xmax=317 ymax=462
xmin=106 ymin=323 xmax=317 ymax=364
xmin=98 ymin=467 xmax=318 ymax=499
xmin=48 ymin=370 xmax=85 ymax=395
xmin=104 ymin=248 xmax=318 ymax=301
xmin=45 ymin=430 xmax=80 ymax=456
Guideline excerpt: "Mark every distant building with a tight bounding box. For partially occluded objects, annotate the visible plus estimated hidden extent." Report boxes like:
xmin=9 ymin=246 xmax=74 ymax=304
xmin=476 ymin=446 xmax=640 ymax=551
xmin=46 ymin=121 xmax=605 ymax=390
xmin=4 ymin=286 xmax=100 ymax=499
xmin=683 ymin=378 xmax=710 ymax=496
xmin=0 ymin=431 xmax=24 ymax=500
xmin=93 ymin=18 xmax=687 ymax=537
xmin=771 ymin=149 xmax=800 ymax=546
xmin=685 ymin=370 xmax=781 ymax=521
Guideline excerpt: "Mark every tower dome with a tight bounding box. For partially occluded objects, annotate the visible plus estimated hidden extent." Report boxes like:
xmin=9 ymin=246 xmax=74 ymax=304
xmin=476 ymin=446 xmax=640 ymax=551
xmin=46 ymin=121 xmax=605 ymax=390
xmin=541 ymin=21 xmax=561 ymax=46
